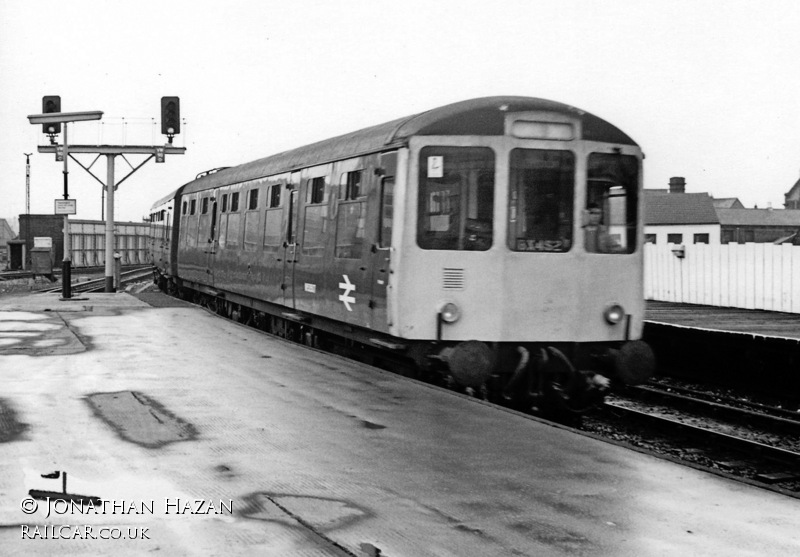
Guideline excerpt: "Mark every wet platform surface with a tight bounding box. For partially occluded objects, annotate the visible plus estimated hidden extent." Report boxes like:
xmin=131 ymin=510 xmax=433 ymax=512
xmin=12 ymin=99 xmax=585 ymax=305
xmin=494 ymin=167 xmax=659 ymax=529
xmin=646 ymin=300 xmax=800 ymax=341
xmin=0 ymin=292 xmax=798 ymax=555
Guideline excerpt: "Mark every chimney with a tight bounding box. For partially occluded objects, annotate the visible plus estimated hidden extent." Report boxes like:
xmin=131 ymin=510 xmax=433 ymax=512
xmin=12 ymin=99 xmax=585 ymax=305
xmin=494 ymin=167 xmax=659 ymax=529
xmin=669 ymin=177 xmax=686 ymax=194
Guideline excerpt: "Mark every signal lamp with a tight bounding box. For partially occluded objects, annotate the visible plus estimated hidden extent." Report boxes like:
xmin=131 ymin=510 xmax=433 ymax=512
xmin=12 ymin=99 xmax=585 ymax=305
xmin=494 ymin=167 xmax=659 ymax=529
xmin=440 ymin=302 xmax=461 ymax=324
xmin=42 ymin=95 xmax=62 ymax=135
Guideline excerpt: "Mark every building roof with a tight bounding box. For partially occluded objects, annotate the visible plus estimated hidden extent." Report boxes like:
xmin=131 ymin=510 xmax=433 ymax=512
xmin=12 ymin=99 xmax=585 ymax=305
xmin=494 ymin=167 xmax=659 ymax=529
xmin=712 ymin=197 xmax=745 ymax=209
xmin=644 ymin=192 xmax=719 ymax=225
xmin=716 ymin=208 xmax=800 ymax=227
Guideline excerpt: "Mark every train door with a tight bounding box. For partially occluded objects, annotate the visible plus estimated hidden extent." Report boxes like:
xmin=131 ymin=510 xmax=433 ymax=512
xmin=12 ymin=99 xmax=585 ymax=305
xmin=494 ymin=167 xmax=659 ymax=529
xmin=369 ymin=153 xmax=397 ymax=332
xmin=282 ymin=174 xmax=300 ymax=308
xmin=204 ymin=198 xmax=219 ymax=284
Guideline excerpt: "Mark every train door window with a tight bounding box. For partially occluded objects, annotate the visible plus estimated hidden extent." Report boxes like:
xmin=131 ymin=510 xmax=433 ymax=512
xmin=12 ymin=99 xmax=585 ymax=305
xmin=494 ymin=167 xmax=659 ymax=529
xmin=693 ymin=233 xmax=709 ymax=244
xmin=287 ymin=189 xmax=299 ymax=244
xmin=190 ymin=199 xmax=197 ymax=215
xmin=230 ymin=192 xmax=240 ymax=212
xmin=269 ymin=184 xmax=281 ymax=208
xmin=667 ymin=233 xmax=683 ymax=244
xmin=248 ymin=189 xmax=259 ymax=210
xmin=379 ymin=177 xmax=395 ymax=248
xmin=508 ymin=149 xmax=573 ymax=252
xmin=418 ymin=147 xmax=494 ymax=251
xmin=341 ymin=170 xmax=363 ymax=200
xmin=201 ymin=197 xmax=209 ymax=214
xmin=584 ymin=153 xmax=638 ymax=254
xmin=336 ymin=171 xmax=366 ymax=259
xmin=645 ymin=234 xmax=657 ymax=244
xmin=221 ymin=194 xmax=228 ymax=213
xmin=263 ymin=184 xmax=283 ymax=250
xmin=182 ymin=201 xmax=187 ymax=215
xmin=303 ymin=177 xmax=328 ymax=256
xmin=226 ymin=191 xmax=241 ymax=247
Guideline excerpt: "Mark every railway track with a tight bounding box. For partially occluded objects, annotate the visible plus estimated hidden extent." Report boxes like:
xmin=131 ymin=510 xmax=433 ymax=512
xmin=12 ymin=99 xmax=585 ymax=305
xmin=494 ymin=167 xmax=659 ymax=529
xmin=583 ymin=384 xmax=800 ymax=495
xmin=36 ymin=268 xmax=153 ymax=295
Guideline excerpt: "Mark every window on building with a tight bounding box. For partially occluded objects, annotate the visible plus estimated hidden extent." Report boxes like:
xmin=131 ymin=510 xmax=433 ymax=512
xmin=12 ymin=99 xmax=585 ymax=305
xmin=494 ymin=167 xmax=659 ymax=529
xmin=693 ymin=233 xmax=709 ymax=244
xmin=645 ymin=234 xmax=657 ymax=244
xmin=667 ymin=233 xmax=683 ymax=244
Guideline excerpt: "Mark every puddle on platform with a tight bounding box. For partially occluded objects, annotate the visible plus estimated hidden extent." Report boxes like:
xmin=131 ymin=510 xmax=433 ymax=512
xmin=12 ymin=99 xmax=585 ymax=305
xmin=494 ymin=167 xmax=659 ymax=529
xmin=85 ymin=391 xmax=198 ymax=448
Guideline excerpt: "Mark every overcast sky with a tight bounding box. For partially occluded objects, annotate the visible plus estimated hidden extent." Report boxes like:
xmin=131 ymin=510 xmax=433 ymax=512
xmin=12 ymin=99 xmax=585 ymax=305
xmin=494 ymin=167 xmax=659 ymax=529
xmin=1 ymin=0 xmax=799 ymax=225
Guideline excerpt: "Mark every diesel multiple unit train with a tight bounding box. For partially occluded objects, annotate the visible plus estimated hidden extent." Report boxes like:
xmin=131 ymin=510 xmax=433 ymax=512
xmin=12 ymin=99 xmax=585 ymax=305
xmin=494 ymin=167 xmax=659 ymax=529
xmin=150 ymin=96 xmax=655 ymax=414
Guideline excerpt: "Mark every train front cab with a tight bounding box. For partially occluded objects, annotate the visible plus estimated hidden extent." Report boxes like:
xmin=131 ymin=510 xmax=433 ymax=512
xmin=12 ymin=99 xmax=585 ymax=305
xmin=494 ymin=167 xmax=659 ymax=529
xmin=390 ymin=109 xmax=655 ymax=411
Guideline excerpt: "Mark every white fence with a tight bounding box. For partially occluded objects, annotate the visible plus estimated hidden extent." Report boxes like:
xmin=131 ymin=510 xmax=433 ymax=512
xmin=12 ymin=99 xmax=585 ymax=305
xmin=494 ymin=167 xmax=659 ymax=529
xmin=644 ymin=243 xmax=800 ymax=313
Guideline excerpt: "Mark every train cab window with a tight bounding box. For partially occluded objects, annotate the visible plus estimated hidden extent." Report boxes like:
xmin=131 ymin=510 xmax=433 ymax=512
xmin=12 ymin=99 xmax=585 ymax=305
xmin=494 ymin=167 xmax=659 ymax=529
xmin=303 ymin=177 xmax=329 ymax=256
xmin=248 ymin=189 xmax=259 ymax=210
xmin=417 ymin=147 xmax=494 ymax=251
xmin=584 ymin=153 xmax=639 ymax=254
xmin=508 ymin=149 xmax=573 ymax=252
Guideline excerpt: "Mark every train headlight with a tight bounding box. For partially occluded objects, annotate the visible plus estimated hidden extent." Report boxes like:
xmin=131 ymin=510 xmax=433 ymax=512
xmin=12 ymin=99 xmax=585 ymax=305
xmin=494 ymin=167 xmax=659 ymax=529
xmin=440 ymin=302 xmax=461 ymax=324
xmin=603 ymin=304 xmax=625 ymax=324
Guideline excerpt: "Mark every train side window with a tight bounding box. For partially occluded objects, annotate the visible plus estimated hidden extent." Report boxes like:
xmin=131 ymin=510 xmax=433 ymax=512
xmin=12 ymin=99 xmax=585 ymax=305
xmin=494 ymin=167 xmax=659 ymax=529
xmin=340 ymin=170 xmax=363 ymax=200
xmin=303 ymin=177 xmax=328 ymax=255
xmin=221 ymin=194 xmax=228 ymax=213
xmin=248 ymin=189 xmax=259 ymax=210
xmin=190 ymin=199 xmax=197 ymax=215
xmin=418 ymin=146 xmax=494 ymax=251
xmin=508 ymin=149 xmax=573 ymax=253
xmin=201 ymin=197 xmax=209 ymax=214
xmin=182 ymin=201 xmax=187 ymax=215
xmin=230 ymin=192 xmax=240 ymax=212
xmin=308 ymin=177 xmax=326 ymax=204
xmin=335 ymin=199 xmax=365 ymax=259
xmin=269 ymin=184 xmax=281 ymax=208
xmin=379 ymin=177 xmax=394 ymax=248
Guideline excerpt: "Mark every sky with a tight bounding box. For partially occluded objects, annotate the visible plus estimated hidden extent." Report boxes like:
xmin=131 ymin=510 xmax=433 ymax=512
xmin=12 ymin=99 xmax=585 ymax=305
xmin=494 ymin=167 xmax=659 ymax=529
xmin=1 ymin=0 xmax=799 ymax=229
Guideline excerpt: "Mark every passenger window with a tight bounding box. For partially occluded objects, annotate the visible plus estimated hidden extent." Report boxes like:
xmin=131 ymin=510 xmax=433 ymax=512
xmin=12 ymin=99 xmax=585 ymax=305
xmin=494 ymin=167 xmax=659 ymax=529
xmin=340 ymin=170 xmax=363 ymax=200
xmin=190 ymin=199 xmax=197 ymax=215
xmin=221 ymin=194 xmax=228 ymax=213
xmin=417 ymin=147 xmax=494 ymax=251
xmin=248 ymin=189 xmax=259 ymax=210
xmin=508 ymin=149 xmax=573 ymax=252
xmin=230 ymin=192 xmax=240 ymax=212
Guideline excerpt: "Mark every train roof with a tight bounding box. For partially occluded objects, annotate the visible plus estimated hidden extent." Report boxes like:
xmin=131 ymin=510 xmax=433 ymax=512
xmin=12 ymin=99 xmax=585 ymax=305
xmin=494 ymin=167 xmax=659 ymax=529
xmin=179 ymin=96 xmax=637 ymax=195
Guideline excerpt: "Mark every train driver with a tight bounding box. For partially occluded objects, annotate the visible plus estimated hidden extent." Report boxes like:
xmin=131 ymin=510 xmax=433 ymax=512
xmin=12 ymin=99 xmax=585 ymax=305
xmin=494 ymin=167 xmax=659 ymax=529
xmin=583 ymin=203 xmax=622 ymax=253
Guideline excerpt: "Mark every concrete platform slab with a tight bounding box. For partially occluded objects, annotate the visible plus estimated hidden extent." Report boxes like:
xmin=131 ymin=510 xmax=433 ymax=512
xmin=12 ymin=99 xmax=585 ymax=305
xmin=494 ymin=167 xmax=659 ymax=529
xmin=0 ymin=298 xmax=798 ymax=556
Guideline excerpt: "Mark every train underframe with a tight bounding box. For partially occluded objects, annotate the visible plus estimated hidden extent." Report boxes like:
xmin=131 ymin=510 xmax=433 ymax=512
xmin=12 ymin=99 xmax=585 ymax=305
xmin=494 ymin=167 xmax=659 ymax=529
xmin=156 ymin=271 xmax=655 ymax=419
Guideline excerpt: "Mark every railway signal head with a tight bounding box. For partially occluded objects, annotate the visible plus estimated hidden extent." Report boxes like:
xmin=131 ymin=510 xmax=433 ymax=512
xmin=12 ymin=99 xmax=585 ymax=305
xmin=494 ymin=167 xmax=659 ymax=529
xmin=161 ymin=96 xmax=180 ymax=142
xmin=42 ymin=95 xmax=61 ymax=135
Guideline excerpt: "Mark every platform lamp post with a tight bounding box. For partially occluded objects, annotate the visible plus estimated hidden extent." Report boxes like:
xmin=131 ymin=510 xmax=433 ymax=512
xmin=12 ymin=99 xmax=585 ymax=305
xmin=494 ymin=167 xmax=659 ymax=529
xmin=27 ymin=110 xmax=103 ymax=299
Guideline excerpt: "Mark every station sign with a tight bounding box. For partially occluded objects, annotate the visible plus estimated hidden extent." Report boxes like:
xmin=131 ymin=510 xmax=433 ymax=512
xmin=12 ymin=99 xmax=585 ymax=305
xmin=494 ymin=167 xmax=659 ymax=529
xmin=54 ymin=199 xmax=77 ymax=215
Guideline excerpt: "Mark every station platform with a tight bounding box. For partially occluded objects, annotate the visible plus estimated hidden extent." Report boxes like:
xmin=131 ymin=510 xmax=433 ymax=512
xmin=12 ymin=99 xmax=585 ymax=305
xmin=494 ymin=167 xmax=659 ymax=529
xmin=1 ymin=291 xmax=798 ymax=556
xmin=646 ymin=300 xmax=800 ymax=342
